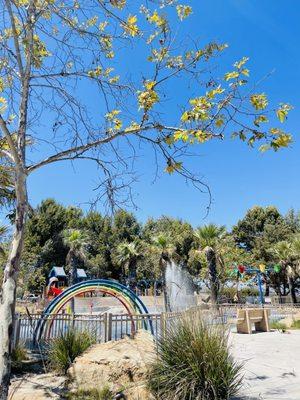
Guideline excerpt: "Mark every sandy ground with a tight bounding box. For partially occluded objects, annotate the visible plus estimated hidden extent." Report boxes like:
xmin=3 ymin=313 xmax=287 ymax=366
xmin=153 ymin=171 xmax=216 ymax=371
xmin=231 ymin=330 xmax=300 ymax=400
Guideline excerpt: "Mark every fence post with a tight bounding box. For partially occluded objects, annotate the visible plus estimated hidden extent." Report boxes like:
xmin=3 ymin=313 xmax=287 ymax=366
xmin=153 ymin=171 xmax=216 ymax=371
xmin=103 ymin=313 xmax=108 ymax=342
xmin=107 ymin=313 xmax=113 ymax=342
xmin=160 ymin=312 xmax=166 ymax=338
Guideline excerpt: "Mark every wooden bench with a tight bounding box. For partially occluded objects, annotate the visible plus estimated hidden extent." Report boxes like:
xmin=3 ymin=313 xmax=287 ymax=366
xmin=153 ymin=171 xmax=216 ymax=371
xmin=236 ymin=308 xmax=270 ymax=334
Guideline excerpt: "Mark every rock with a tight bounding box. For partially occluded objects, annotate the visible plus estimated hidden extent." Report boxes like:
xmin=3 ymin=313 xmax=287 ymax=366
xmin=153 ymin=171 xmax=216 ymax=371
xmin=69 ymin=330 xmax=156 ymax=400
xmin=9 ymin=373 xmax=67 ymax=400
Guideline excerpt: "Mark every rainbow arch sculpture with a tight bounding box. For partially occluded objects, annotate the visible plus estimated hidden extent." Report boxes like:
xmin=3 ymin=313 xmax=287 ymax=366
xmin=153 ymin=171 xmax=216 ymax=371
xmin=34 ymin=279 xmax=153 ymax=342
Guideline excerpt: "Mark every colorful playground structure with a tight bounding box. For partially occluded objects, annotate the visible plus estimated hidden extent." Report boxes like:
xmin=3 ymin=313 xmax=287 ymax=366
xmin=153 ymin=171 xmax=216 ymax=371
xmin=35 ymin=279 xmax=153 ymax=342
xmin=229 ymin=263 xmax=282 ymax=304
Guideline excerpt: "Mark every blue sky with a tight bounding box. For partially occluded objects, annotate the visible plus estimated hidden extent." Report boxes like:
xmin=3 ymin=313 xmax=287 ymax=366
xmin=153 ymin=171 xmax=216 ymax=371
xmin=20 ymin=0 xmax=300 ymax=228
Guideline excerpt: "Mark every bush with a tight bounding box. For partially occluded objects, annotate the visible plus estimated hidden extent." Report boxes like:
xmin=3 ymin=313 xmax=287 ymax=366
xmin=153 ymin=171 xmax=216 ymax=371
xmin=66 ymin=387 xmax=113 ymax=400
xmin=270 ymin=320 xmax=287 ymax=332
xmin=48 ymin=329 xmax=94 ymax=374
xmin=219 ymin=287 xmax=236 ymax=303
xmin=240 ymin=287 xmax=259 ymax=297
xmin=11 ymin=344 xmax=27 ymax=372
xmin=220 ymin=287 xmax=260 ymax=303
xmin=291 ymin=319 xmax=300 ymax=329
xmin=147 ymin=314 xmax=243 ymax=400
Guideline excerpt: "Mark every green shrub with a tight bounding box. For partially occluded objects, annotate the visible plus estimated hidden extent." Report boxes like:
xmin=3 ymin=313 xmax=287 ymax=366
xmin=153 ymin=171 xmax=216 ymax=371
xmin=270 ymin=320 xmax=287 ymax=332
xmin=11 ymin=344 xmax=28 ymax=372
xmin=147 ymin=314 xmax=243 ymax=400
xmin=66 ymin=387 xmax=113 ymax=400
xmin=240 ymin=287 xmax=259 ymax=297
xmin=291 ymin=319 xmax=300 ymax=329
xmin=48 ymin=329 xmax=94 ymax=374
xmin=220 ymin=287 xmax=259 ymax=303
xmin=219 ymin=287 xmax=236 ymax=302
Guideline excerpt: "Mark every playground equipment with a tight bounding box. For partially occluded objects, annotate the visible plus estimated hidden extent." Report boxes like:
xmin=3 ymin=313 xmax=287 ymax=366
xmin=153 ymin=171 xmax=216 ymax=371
xmin=34 ymin=279 xmax=153 ymax=343
xmin=229 ymin=264 xmax=282 ymax=305
xmin=47 ymin=277 xmax=63 ymax=297
xmin=236 ymin=308 xmax=270 ymax=334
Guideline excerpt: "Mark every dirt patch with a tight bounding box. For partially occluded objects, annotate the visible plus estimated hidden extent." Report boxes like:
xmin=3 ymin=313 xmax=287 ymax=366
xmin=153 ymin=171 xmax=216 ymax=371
xmin=9 ymin=372 xmax=67 ymax=400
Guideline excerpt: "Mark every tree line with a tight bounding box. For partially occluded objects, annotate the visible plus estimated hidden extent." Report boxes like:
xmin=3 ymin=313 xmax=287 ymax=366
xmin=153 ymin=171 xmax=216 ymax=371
xmin=1 ymin=199 xmax=299 ymax=302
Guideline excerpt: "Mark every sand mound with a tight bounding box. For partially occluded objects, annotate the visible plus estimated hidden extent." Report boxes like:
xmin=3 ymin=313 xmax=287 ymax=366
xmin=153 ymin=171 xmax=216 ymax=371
xmin=69 ymin=330 xmax=156 ymax=399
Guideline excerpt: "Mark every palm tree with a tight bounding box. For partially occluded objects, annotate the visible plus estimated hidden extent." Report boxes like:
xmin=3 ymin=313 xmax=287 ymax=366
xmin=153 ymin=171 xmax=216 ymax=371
xmin=152 ymin=234 xmax=176 ymax=270
xmin=152 ymin=234 xmax=176 ymax=311
xmin=194 ymin=224 xmax=226 ymax=305
xmin=63 ymin=229 xmax=88 ymax=286
xmin=116 ymin=241 xmax=142 ymax=284
xmin=272 ymin=240 xmax=299 ymax=303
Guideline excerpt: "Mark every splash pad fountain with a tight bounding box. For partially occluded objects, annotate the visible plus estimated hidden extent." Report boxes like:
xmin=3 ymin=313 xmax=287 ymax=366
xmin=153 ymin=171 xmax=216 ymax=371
xmin=164 ymin=260 xmax=198 ymax=312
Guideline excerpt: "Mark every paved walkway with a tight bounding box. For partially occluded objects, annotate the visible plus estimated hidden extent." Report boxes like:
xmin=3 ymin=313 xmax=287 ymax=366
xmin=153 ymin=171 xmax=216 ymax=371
xmin=231 ymin=330 xmax=300 ymax=400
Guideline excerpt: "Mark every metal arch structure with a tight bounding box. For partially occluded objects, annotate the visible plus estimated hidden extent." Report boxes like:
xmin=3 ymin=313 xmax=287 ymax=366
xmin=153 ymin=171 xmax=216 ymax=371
xmin=34 ymin=279 xmax=153 ymax=342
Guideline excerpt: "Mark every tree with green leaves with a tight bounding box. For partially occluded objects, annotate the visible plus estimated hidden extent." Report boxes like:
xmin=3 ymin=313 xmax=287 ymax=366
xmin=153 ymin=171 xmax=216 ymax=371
xmin=63 ymin=229 xmax=89 ymax=286
xmin=232 ymin=206 xmax=292 ymax=263
xmin=151 ymin=234 xmax=177 ymax=311
xmin=112 ymin=210 xmax=141 ymax=243
xmin=194 ymin=224 xmax=226 ymax=305
xmin=152 ymin=234 xmax=176 ymax=269
xmin=284 ymin=209 xmax=300 ymax=233
xmin=20 ymin=199 xmax=71 ymax=289
xmin=115 ymin=241 xmax=142 ymax=285
xmin=144 ymin=216 xmax=194 ymax=264
xmin=81 ymin=211 xmax=116 ymax=279
xmin=270 ymin=237 xmax=300 ymax=303
xmin=0 ymin=0 xmax=293 ymax=395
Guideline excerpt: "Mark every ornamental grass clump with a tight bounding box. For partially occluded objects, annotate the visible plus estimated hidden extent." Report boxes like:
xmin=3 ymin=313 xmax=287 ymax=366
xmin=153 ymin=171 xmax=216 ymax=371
xmin=11 ymin=343 xmax=28 ymax=373
xmin=48 ymin=329 xmax=94 ymax=374
xmin=148 ymin=314 xmax=243 ymax=400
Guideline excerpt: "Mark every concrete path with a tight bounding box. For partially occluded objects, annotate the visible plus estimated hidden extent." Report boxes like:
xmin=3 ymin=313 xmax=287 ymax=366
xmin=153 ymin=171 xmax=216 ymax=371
xmin=231 ymin=330 xmax=300 ymax=400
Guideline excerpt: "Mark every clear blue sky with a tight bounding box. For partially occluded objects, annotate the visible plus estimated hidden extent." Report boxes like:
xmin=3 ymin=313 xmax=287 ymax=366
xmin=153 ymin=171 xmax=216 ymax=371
xmin=20 ymin=0 xmax=300 ymax=228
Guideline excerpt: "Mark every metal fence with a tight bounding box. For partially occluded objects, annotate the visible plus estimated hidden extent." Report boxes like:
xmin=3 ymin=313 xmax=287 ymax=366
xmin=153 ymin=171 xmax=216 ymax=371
xmin=13 ymin=303 xmax=300 ymax=350
xmin=13 ymin=312 xmax=164 ymax=350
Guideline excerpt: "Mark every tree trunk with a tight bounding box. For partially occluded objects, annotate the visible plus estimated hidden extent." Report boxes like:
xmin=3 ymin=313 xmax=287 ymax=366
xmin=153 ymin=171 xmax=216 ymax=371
xmin=69 ymin=253 xmax=77 ymax=314
xmin=128 ymin=259 xmax=137 ymax=290
xmin=0 ymin=171 xmax=27 ymax=399
xmin=160 ymin=255 xmax=171 ymax=312
xmin=69 ymin=253 xmax=77 ymax=287
xmin=265 ymin=280 xmax=270 ymax=297
xmin=204 ymin=246 xmax=219 ymax=306
xmin=288 ymin=276 xmax=297 ymax=304
xmin=235 ymin=274 xmax=240 ymax=303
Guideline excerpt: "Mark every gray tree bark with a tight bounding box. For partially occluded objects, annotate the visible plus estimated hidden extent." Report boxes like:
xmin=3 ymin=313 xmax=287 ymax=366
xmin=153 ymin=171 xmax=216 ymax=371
xmin=0 ymin=170 xmax=27 ymax=399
